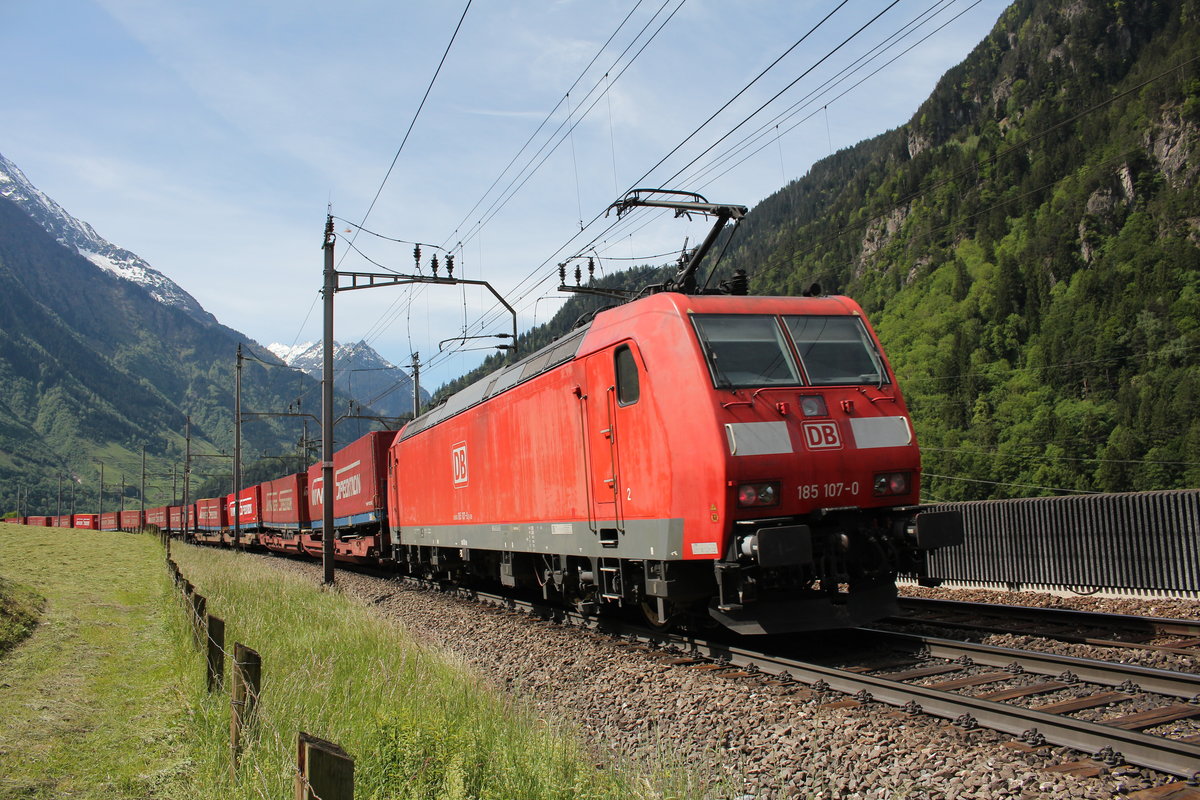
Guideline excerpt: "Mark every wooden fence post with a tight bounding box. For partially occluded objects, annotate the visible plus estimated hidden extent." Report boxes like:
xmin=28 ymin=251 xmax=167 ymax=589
xmin=191 ymin=593 xmax=206 ymax=647
xmin=206 ymin=615 xmax=225 ymax=692
xmin=296 ymin=731 xmax=354 ymax=800
xmin=230 ymin=643 xmax=262 ymax=776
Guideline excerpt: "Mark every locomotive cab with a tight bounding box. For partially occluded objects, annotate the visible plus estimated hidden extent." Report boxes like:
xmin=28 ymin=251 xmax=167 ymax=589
xmin=678 ymin=295 xmax=962 ymax=632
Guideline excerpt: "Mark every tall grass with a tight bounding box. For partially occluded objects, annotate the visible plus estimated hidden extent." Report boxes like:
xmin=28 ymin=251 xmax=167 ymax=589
xmin=170 ymin=546 xmax=701 ymax=799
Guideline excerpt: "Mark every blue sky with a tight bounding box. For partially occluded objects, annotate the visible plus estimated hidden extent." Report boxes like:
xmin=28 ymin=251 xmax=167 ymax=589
xmin=2 ymin=0 xmax=1008 ymax=388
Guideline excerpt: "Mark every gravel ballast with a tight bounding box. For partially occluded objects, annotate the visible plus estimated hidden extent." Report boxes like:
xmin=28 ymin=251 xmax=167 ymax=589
xmin=261 ymin=555 xmax=1198 ymax=799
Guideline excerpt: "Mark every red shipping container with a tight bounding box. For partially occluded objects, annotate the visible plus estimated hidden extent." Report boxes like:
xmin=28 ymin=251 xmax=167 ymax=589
xmin=52 ymin=515 xmax=72 ymax=528
xmin=119 ymin=510 xmax=142 ymax=530
xmin=168 ymin=506 xmax=183 ymax=531
xmin=26 ymin=516 xmax=51 ymax=527
xmin=262 ymin=473 xmax=308 ymax=529
xmin=225 ymin=486 xmax=263 ymax=530
xmin=145 ymin=506 xmax=169 ymax=528
xmin=195 ymin=497 xmax=226 ymax=531
xmin=2 ymin=518 xmax=19 ymax=524
xmin=307 ymin=430 xmax=394 ymax=530
xmin=99 ymin=512 xmax=119 ymax=531
xmin=73 ymin=514 xmax=99 ymax=529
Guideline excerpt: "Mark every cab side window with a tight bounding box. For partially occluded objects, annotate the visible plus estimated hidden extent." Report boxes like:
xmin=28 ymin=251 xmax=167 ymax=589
xmin=615 ymin=344 xmax=639 ymax=406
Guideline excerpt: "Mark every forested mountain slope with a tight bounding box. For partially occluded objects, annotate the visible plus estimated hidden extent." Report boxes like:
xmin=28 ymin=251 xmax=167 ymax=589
xmin=436 ymin=0 xmax=1199 ymax=500
xmin=717 ymin=0 xmax=1200 ymax=499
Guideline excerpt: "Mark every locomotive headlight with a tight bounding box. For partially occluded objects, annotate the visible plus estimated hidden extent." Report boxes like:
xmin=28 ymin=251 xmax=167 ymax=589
xmin=799 ymin=395 xmax=828 ymax=417
xmin=873 ymin=471 xmax=913 ymax=497
xmin=738 ymin=482 xmax=781 ymax=507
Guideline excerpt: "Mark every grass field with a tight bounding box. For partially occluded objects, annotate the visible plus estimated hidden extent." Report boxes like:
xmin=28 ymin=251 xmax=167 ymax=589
xmin=0 ymin=527 xmax=707 ymax=799
xmin=0 ymin=574 xmax=41 ymax=655
xmin=0 ymin=525 xmax=191 ymax=798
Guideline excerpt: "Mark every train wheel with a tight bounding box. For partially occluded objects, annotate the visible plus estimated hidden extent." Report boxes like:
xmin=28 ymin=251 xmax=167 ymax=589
xmin=567 ymin=585 xmax=598 ymax=616
xmin=640 ymin=598 xmax=680 ymax=631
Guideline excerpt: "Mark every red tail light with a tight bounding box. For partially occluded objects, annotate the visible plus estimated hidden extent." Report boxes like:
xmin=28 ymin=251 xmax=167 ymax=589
xmin=738 ymin=482 xmax=780 ymax=507
xmin=873 ymin=471 xmax=913 ymax=497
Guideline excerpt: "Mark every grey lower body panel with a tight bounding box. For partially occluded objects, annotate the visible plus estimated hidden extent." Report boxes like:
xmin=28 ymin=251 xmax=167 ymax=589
xmin=398 ymin=517 xmax=686 ymax=561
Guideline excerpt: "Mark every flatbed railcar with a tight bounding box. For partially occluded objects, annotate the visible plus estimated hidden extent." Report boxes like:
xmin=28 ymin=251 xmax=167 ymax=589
xmin=225 ymin=486 xmax=263 ymax=546
xmin=302 ymin=430 xmax=393 ymax=563
xmin=145 ymin=506 xmax=169 ymax=532
xmin=260 ymin=473 xmax=309 ymax=555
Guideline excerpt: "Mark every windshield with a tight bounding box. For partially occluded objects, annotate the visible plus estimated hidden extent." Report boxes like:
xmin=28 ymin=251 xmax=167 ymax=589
xmin=691 ymin=315 xmax=802 ymax=388
xmin=784 ymin=315 xmax=887 ymax=386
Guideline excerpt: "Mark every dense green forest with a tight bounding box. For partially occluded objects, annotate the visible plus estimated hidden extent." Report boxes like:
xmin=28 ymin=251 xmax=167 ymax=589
xmin=438 ymin=0 xmax=1200 ymax=501
xmin=721 ymin=0 xmax=1200 ymax=499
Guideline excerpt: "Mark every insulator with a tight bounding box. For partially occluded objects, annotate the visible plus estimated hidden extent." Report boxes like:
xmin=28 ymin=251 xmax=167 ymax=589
xmin=587 ymin=257 xmax=595 ymax=281
xmin=728 ymin=269 xmax=749 ymax=295
xmin=574 ymin=265 xmax=582 ymax=285
xmin=431 ymin=254 xmax=439 ymax=275
xmin=446 ymin=255 xmax=454 ymax=277
xmin=559 ymin=263 xmax=566 ymax=283
xmin=413 ymin=245 xmax=421 ymax=268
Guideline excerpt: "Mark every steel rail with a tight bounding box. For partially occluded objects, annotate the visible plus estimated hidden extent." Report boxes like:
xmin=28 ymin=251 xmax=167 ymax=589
xmin=669 ymin=631 xmax=1200 ymax=780
xmin=857 ymin=628 xmax=1200 ymax=700
xmin=897 ymin=596 xmax=1200 ymax=638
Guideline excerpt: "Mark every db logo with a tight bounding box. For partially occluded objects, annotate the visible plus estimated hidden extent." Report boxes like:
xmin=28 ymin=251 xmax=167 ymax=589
xmin=451 ymin=442 xmax=469 ymax=487
xmin=801 ymin=421 xmax=842 ymax=450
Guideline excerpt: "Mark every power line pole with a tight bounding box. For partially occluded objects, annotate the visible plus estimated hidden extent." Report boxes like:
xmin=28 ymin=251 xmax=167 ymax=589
xmin=322 ymin=215 xmax=336 ymax=585
xmin=411 ymin=353 xmax=422 ymax=417
xmin=57 ymin=474 xmax=62 ymax=518
xmin=234 ymin=343 xmax=243 ymax=550
xmin=140 ymin=446 xmax=146 ymax=518
xmin=99 ymin=464 xmax=104 ymax=518
xmin=183 ymin=416 xmax=191 ymax=539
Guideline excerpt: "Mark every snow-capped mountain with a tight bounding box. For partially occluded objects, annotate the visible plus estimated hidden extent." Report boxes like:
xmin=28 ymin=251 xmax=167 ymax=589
xmin=0 ymin=151 xmax=216 ymax=326
xmin=267 ymin=340 xmax=430 ymax=418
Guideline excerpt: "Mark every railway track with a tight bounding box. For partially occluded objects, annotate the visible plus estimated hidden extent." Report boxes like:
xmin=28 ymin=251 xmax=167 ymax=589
xmin=257 ymin=553 xmax=1200 ymax=786
xmin=445 ymin=586 xmax=1200 ymax=783
xmin=890 ymin=596 xmax=1200 ymax=657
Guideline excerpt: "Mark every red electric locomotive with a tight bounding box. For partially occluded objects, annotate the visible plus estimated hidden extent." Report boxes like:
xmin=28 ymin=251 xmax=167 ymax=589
xmin=388 ymin=191 xmax=961 ymax=634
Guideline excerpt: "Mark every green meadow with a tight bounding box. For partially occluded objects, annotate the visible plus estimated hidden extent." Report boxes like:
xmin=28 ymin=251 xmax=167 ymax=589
xmin=0 ymin=527 xmax=710 ymax=799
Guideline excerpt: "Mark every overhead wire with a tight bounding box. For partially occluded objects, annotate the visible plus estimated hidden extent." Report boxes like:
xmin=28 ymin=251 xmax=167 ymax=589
xmin=678 ymin=0 xmax=977 ymax=189
xmin=441 ymin=0 xmax=901 ymax=355
xmin=357 ymin=0 xmax=689 ymax=362
xmin=344 ymin=0 xmax=674 ymax=360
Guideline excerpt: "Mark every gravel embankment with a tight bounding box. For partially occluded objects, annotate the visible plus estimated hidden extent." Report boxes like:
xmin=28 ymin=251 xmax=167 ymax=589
xmin=263 ymin=555 xmax=1198 ymax=799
